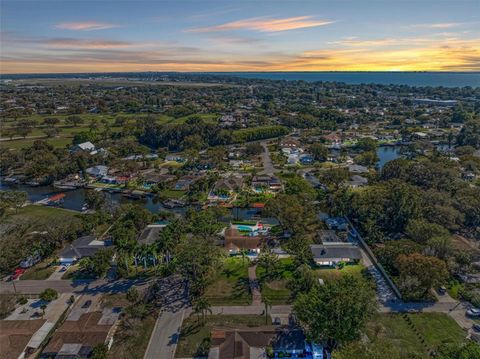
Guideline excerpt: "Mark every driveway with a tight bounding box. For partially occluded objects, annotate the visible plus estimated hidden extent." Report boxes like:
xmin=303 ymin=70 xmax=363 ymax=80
xmin=47 ymin=266 xmax=66 ymax=281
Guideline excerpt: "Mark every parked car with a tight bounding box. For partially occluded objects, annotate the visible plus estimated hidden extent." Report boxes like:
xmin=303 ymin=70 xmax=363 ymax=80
xmin=438 ymin=286 xmax=447 ymax=295
xmin=9 ymin=268 xmax=26 ymax=281
xmin=82 ymin=300 xmax=92 ymax=308
xmin=59 ymin=266 xmax=67 ymax=272
xmin=472 ymin=323 xmax=480 ymax=332
xmin=466 ymin=308 xmax=480 ymax=318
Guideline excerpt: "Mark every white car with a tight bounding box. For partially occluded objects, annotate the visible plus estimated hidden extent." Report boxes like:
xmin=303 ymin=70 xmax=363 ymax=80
xmin=466 ymin=308 xmax=480 ymax=318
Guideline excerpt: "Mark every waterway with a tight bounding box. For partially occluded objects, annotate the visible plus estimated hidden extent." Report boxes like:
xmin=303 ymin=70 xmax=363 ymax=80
xmin=0 ymin=145 xmax=451 ymax=213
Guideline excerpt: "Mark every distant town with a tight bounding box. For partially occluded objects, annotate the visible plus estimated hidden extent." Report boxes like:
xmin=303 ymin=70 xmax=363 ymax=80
xmin=1 ymin=73 xmax=479 ymax=359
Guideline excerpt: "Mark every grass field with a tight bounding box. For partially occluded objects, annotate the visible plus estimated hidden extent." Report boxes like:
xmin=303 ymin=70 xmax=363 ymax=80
xmin=204 ymin=257 xmax=251 ymax=305
xmin=20 ymin=261 xmax=55 ymax=280
xmin=0 ymin=112 xmax=219 ymax=149
xmin=360 ymin=313 xmax=467 ymax=358
xmin=256 ymin=258 xmax=295 ymax=304
xmin=108 ymin=313 xmax=157 ymax=359
xmin=175 ymin=314 xmax=271 ymax=358
xmin=315 ymin=264 xmax=365 ymax=282
xmin=2 ymin=205 xmax=82 ymax=228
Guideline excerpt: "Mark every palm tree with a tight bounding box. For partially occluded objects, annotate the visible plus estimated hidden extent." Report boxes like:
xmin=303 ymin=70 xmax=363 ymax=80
xmin=193 ymin=297 xmax=212 ymax=324
xmin=40 ymin=304 xmax=47 ymax=318
xmin=140 ymin=244 xmax=150 ymax=270
xmin=240 ymin=249 xmax=248 ymax=264
xmin=262 ymin=296 xmax=271 ymax=325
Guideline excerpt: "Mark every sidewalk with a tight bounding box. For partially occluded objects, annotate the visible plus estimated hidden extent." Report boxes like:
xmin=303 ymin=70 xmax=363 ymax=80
xmin=248 ymin=264 xmax=262 ymax=305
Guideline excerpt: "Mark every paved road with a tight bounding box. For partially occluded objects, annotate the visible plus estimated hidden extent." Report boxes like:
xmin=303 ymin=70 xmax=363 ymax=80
xmin=0 ymin=278 xmax=151 ymax=295
xmin=259 ymin=141 xmax=276 ymax=175
xmin=210 ymin=305 xmax=292 ymax=316
xmin=144 ymin=276 xmax=189 ymax=359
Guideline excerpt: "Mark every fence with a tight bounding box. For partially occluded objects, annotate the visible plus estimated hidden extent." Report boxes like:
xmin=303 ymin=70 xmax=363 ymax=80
xmin=345 ymin=217 xmax=403 ymax=301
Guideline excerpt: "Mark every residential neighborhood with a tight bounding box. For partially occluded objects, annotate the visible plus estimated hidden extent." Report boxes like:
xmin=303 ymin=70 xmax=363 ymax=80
xmin=1 ymin=70 xmax=480 ymax=359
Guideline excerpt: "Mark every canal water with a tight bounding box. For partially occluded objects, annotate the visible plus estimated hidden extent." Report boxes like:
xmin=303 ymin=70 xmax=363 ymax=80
xmin=0 ymin=145 xmax=451 ymax=213
xmin=0 ymin=183 xmax=178 ymax=213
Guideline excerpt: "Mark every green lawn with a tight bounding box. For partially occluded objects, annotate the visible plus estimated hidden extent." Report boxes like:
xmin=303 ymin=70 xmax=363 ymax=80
xmin=361 ymin=313 xmax=467 ymax=358
xmin=108 ymin=313 xmax=157 ymax=359
xmin=314 ymin=264 xmax=365 ymax=282
xmin=3 ymin=205 xmax=82 ymax=227
xmin=158 ymin=189 xmax=186 ymax=199
xmin=204 ymin=257 xmax=251 ymax=305
xmin=20 ymin=261 xmax=55 ymax=280
xmin=175 ymin=314 xmax=271 ymax=358
xmin=256 ymin=258 xmax=295 ymax=304
xmin=61 ymin=265 xmax=97 ymax=280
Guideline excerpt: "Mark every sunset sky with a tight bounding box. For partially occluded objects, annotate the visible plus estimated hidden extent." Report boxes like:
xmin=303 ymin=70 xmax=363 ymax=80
xmin=1 ymin=0 xmax=479 ymax=73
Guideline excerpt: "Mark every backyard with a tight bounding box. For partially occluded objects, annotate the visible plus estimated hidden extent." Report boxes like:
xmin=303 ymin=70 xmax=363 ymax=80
xmin=359 ymin=312 xmax=467 ymax=358
xmin=256 ymin=259 xmax=366 ymax=305
xmin=204 ymin=257 xmax=251 ymax=305
xmin=256 ymin=258 xmax=295 ymax=304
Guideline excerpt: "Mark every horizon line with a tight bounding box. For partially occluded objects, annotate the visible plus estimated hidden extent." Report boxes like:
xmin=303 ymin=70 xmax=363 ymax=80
xmin=2 ymin=70 xmax=480 ymax=77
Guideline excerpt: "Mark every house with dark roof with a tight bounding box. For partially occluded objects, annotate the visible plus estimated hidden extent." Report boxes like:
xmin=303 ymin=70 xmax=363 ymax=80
xmin=174 ymin=175 xmax=203 ymax=191
xmin=208 ymin=329 xmax=276 ymax=359
xmin=347 ymin=174 xmax=368 ymax=188
xmin=59 ymin=236 xmax=113 ymax=265
xmin=0 ymin=319 xmax=47 ymax=359
xmin=137 ymin=223 xmax=168 ymax=245
xmin=348 ymin=164 xmax=369 ymax=174
xmin=41 ymin=309 xmax=120 ymax=359
xmin=208 ymin=176 xmax=244 ymax=201
xmin=310 ymin=243 xmax=362 ymax=266
xmin=224 ymin=228 xmax=267 ymax=255
xmin=251 ymin=175 xmax=282 ymax=193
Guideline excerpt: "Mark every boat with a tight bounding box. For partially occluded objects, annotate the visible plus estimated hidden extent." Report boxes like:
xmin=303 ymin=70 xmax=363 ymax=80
xmin=163 ymin=199 xmax=186 ymax=208
xmin=53 ymin=181 xmax=78 ymax=190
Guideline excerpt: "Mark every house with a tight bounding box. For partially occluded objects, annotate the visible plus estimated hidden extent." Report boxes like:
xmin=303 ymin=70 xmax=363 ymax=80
xmin=71 ymin=141 xmax=96 ymax=155
xmin=280 ymin=138 xmax=300 ymax=148
xmin=224 ymin=228 xmax=266 ymax=255
xmin=310 ymin=243 xmax=362 ymax=266
xmin=251 ymin=175 xmax=282 ymax=193
xmin=0 ymin=319 xmax=47 ymax=359
xmin=208 ymin=329 xmax=276 ymax=359
xmin=174 ymin=175 xmax=203 ymax=191
xmin=165 ymin=154 xmax=185 ymax=162
xmin=137 ymin=223 xmax=168 ymax=245
xmin=348 ymin=164 xmax=369 ymax=174
xmin=86 ymin=165 xmax=108 ymax=178
xmin=143 ymin=172 xmax=176 ymax=185
xmin=287 ymin=154 xmax=299 ymax=164
xmin=299 ymin=153 xmax=314 ymax=165
xmin=41 ymin=309 xmax=120 ymax=359
xmin=229 ymin=159 xmax=244 ymax=168
xmin=209 ymin=176 xmax=244 ymax=201
xmin=347 ymin=175 xmax=368 ymax=188
xmin=413 ymin=131 xmax=428 ymax=139
xmin=59 ymin=236 xmax=113 ymax=265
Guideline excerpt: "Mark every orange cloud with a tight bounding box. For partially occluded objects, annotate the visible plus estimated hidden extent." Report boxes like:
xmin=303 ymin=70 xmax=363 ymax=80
xmin=187 ymin=16 xmax=334 ymax=33
xmin=55 ymin=21 xmax=119 ymax=31
xmin=2 ymin=38 xmax=479 ymax=73
xmin=44 ymin=38 xmax=132 ymax=49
